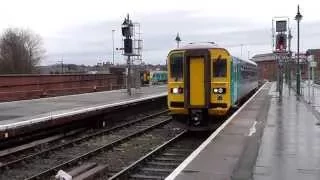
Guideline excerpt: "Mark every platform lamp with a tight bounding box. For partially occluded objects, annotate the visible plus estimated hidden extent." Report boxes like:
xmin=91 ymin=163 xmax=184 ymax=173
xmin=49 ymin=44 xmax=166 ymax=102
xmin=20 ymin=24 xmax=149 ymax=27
xmin=175 ymin=33 xmax=181 ymax=48
xmin=295 ymin=5 xmax=303 ymax=95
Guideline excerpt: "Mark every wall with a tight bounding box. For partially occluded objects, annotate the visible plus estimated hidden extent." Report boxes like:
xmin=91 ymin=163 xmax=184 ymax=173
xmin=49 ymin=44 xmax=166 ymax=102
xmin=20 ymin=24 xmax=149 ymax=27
xmin=0 ymin=74 xmax=124 ymax=102
xmin=256 ymin=61 xmax=277 ymax=81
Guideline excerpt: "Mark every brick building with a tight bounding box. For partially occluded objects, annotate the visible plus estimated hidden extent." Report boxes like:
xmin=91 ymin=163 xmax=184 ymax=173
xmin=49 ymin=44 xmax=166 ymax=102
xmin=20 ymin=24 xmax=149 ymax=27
xmin=251 ymin=53 xmax=277 ymax=81
xmin=252 ymin=49 xmax=320 ymax=82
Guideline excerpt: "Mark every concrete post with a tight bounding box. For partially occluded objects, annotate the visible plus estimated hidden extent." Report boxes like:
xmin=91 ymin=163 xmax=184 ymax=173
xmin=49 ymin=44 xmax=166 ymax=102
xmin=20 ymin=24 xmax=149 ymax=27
xmin=127 ymin=56 xmax=131 ymax=96
xmin=308 ymin=61 xmax=311 ymax=103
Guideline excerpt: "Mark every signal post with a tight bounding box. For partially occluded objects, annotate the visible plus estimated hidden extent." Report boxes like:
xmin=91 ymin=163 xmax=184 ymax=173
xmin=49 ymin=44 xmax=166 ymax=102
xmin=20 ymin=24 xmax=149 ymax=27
xmin=272 ymin=17 xmax=290 ymax=98
xmin=121 ymin=14 xmax=143 ymax=96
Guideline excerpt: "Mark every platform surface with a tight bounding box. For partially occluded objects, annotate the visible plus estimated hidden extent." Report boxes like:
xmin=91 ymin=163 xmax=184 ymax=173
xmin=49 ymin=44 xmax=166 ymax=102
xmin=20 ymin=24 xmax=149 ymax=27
xmin=0 ymin=85 xmax=167 ymax=130
xmin=167 ymin=82 xmax=320 ymax=180
xmin=253 ymin=84 xmax=320 ymax=180
xmin=167 ymin=82 xmax=272 ymax=180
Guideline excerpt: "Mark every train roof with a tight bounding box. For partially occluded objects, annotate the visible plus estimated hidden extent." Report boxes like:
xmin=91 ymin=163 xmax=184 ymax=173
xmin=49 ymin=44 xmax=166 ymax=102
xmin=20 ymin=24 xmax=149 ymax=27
xmin=174 ymin=42 xmax=221 ymax=50
xmin=170 ymin=42 xmax=257 ymax=66
xmin=232 ymin=56 xmax=257 ymax=66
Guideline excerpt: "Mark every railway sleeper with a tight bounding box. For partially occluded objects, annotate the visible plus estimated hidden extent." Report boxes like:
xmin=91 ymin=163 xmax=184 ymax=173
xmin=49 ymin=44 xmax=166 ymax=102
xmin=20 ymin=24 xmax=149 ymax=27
xmin=136 ymin=167 xmax=174 ymax=176
xmin=153 ymin=157 xmax=184 ymax=162
xmin=161 ymin=152 xmax=186 ymax=157
xmin=167 ymin=148 xmax=192 ymax=153
xmin=146 ymin=161 xmax=181 ymax=168
xmin=55 ymin=162 xmax=108 ymax=180
xmin=129 ymin=174 xmax=165 ymax=180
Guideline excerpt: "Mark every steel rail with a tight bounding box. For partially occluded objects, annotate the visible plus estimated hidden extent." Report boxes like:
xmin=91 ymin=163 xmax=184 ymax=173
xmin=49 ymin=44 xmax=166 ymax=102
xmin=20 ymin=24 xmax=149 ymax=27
xmin=24 ymin=117 xmax=172 ymax=180
xmin=0 ymin=110 xmax=168 ymax=169
xmin=108 ymin=130 xmax=188 ymax=180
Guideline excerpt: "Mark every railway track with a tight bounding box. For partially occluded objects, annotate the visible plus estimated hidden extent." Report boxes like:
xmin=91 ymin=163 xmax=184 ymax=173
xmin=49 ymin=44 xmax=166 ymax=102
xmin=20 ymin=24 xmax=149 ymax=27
xmin=0 ymin=98 xmax=166 ymax=151
xmin=0 ymin=109 xmax=168 ymax=169
xmin=108 ymin=131 xmax=209 ymax=180
xmin=0 ymin=109 xmax=182 ymax=180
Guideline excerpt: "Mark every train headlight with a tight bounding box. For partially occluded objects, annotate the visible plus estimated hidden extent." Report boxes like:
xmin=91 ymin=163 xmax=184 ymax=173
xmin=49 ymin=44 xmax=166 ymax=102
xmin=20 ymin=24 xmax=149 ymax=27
xmin=213 ymin=88 xmax=225 ymax=94
xmin=171 ymin=87 xmax=183 ymax=94
xmin=172 ymin=88 xmax=179 ymax=94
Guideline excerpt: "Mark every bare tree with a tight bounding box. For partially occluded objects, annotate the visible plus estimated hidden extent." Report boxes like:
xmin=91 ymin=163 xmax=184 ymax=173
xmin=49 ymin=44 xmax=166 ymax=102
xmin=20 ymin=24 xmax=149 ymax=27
xmin=0 ymin=28 xmax=45 ymax=74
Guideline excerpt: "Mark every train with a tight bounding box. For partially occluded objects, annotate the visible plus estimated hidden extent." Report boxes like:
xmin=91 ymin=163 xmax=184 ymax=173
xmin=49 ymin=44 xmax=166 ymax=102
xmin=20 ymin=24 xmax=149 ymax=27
xmin=140 ymin=70 xmax=151 ymax=86
xmin=167 ymin=42 xmax=258 ymax=130
xmin=150 ymin=71 xmax=168 ymax=85
xmin=140 ymin=70 xmax=168 ymax=86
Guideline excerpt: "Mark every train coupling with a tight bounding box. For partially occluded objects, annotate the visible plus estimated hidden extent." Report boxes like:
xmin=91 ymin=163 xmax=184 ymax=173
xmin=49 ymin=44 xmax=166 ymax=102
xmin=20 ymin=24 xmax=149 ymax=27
xmin=190 ymin=109 xmax=203 ymax=126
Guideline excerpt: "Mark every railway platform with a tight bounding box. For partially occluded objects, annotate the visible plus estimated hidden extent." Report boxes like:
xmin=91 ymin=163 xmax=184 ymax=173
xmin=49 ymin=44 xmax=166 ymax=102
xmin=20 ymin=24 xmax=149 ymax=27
xmin=166 ymin=82 xmax=320 ymax=180
xmin=0 ymin=85 xmax=167 ymax=140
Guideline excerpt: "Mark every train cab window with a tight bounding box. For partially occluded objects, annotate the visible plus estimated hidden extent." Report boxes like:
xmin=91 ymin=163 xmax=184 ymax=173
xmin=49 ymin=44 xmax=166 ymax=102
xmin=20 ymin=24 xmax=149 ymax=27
xmin=213 ymin=57 xmax=227 ymax=77
xmin=170 ymin=53 xmax=183 ymax=80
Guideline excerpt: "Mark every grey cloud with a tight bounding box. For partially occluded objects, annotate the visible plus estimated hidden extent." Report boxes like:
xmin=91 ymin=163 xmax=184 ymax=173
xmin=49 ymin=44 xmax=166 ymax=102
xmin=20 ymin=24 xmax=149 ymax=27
xmin=43 ymin=11 xmax=320 ymax=65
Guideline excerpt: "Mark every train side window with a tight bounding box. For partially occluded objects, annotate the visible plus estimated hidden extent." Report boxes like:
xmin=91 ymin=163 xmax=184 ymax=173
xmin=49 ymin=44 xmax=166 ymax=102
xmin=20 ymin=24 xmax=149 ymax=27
xmin=213 ymin=57 xmax=227 ymax=77
xmin=170 ymin=53 xmax=183 ymax=80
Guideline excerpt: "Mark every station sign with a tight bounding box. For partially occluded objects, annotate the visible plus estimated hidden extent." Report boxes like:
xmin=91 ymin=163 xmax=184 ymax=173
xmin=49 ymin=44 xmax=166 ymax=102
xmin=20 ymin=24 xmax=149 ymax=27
xmin=307 ymin=55 xmax=315 ymax=62
xmin=310 ymin=61 xmax=317 ymax=67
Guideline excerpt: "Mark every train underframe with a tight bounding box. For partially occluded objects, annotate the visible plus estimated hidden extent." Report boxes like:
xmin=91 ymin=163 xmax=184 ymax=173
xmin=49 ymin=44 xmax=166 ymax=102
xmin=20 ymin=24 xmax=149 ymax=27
xmin=172 ymin=108 xmax=229 ymax=131
xmin=171 ymin=87 xmax=258 ymax=131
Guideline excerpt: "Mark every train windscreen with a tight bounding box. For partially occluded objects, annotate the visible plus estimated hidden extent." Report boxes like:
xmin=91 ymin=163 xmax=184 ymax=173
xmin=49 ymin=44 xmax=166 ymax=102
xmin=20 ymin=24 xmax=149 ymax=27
xmin=170 ymin=53 xmax=183 ymax=80
xmin=213 ymin=58 xmax=227 ymax=77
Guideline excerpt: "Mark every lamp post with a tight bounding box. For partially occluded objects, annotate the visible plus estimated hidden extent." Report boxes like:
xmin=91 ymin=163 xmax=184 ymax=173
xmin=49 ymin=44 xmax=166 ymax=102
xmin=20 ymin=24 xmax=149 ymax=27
xmin=175 ymin=33 xmax=181 ymax=48
xmin=288 ymin=29 xmax=293 ymax=90
xmin=112 ymin=30 xmax=115 ymax=65
xmin=295 ymin=5 xmax=303 ymax=95
xmin=57 ymin=58 xmax=63 ymax=74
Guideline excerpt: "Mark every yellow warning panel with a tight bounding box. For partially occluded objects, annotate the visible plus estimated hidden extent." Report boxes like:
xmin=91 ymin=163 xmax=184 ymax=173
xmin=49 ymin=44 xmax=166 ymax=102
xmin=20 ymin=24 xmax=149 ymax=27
xmin=190 ymin=57 xmax=205 ymax=106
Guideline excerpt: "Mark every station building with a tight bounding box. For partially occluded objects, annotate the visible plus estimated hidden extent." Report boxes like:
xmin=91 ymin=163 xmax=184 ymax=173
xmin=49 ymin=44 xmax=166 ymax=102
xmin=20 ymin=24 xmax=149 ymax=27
xmin=252 ymin=49 xmax=320 ymax=82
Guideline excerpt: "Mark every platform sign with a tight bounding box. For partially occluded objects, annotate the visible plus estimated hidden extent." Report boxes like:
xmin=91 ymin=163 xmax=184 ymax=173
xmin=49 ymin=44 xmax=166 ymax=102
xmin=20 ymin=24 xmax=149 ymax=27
xmin=310 ymin=61 xmax=317 ymax=67
xmin=276 ymin=20 xmax=287 ymax=32
xmin=307 ymin=55 xmax=315 ymax=62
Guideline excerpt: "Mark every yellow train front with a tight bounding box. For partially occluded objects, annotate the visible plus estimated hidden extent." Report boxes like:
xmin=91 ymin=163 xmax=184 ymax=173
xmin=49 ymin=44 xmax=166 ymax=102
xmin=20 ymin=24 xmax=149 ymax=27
xmin=167 ymin=43 xmax=258 ymax=130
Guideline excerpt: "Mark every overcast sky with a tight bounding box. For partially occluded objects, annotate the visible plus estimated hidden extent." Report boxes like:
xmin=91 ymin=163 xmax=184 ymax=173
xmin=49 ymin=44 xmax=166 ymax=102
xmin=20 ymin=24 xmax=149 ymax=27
xmin=0 ymin=0 xmax=318 ymax=65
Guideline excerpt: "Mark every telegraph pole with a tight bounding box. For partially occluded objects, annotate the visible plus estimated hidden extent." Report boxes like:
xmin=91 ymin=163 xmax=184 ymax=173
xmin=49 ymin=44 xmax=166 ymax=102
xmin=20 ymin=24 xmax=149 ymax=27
xmin=175 ymin=33 xmax=181 ymax=48
xmin=288 ymin=29 xmax=292 ymax=90
xmin=57 ymin=58 xmax=64 ymax=74
xmin=112 ymin=30 xmax=115 ymax=65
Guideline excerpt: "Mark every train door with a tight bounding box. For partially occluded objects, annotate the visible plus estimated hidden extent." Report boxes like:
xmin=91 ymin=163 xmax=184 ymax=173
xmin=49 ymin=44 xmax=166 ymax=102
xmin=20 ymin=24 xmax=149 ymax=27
xmin=189 ymin=57 xmax=205 ymax=106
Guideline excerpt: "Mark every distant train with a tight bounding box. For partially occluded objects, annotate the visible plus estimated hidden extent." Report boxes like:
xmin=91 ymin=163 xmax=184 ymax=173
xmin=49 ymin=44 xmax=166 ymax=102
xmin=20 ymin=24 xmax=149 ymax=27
xmin=150 ymin=71 xmax=167 ymax=85
xmin=140 ymin=70 xmax=168 ymax=86
xmin=140 ymin=70 xmax=150 ymax=86
xmin=167 ymin=43 xmax=258 ymax=130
